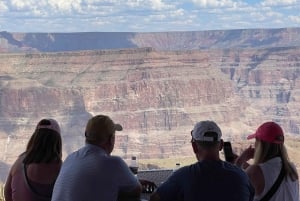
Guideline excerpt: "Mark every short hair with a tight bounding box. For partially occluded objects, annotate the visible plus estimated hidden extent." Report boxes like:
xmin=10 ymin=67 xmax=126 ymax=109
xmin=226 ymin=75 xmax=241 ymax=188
xmin=85 ymin=115 xmax=122 ymax=144
xmin=23 ymin=119 xmax=62 ymax=164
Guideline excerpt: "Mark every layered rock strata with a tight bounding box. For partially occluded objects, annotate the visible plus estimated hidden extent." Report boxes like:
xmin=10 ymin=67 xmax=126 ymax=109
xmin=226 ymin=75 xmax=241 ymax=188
xmin=0 ymin=47 xmax=300 ymax=181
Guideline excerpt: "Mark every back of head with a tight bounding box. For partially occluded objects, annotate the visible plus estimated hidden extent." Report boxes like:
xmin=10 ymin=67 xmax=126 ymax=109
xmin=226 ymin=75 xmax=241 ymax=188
xmin=85 ymin=115 xmax=122 ymax=144
xmin=191 ymin=121 xmax=223 ymax=161
xmin=191 ymin=120 xmax=222 ymax=148
xmin=23 ymin=119 xmax=62 ymax=164
xmin=248 ymin=121 xmax=284 ymax=163
xmin=249 ymin=121 xmax=298 ymax=180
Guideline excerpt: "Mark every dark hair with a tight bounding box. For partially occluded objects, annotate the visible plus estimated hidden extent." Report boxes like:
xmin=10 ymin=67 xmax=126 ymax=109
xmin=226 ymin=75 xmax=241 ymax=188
xmin=23 ymin=119 xmax=62 ymax=164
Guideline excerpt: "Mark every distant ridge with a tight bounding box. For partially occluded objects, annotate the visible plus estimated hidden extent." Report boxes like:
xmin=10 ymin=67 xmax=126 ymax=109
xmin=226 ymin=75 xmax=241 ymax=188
xmin=1 ymin=27 xmax=300 ymax=53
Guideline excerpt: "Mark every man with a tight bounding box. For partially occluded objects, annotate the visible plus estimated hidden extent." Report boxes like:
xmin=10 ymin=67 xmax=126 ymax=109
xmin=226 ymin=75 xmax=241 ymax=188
xmin=150 ymin=120 xmax=254 ymax=201
xmin=51 ymin=115 xmax=142 ymax=201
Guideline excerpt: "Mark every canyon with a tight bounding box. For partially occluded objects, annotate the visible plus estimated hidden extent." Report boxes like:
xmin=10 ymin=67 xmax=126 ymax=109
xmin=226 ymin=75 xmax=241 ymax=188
xmin=0 ymin=28 xmax=300 ymax=182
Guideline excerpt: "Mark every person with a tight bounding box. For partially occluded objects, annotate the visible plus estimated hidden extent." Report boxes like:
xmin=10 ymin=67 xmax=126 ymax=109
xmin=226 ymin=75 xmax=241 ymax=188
xmin=150 ymin=120 xmax=254 ymax=201
xmin=235 ymin=121 xmax=299 ymax=201
xmin=51 ymin=114 xmax=142 ymax=201
xmin=4 ymin=118 xmax=62 ymax=201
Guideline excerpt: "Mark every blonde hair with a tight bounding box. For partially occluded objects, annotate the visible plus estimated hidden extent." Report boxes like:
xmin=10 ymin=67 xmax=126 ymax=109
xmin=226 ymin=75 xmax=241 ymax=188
xmin=254 ymin=139 xmax=298 ymax=181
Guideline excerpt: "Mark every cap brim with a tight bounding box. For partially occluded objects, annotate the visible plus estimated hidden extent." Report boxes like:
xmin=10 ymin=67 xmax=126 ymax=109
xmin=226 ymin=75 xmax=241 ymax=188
xmin=114 ymin=124 xmax=123 ymax=131
xmin=247 ymin=133 xmax=256 ymax=140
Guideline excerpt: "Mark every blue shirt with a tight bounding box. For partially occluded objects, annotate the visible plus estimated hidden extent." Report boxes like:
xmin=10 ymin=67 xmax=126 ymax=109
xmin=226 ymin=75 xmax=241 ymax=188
xmin=51 ymin=144 xmax=139 ymax=201
xmin=156 ymin=160 xmax=254 ymax=201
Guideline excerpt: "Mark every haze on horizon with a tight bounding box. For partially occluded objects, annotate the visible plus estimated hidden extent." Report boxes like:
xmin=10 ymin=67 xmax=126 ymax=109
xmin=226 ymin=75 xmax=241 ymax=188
xmin=0 ymin=0 xmax=300 ymax=33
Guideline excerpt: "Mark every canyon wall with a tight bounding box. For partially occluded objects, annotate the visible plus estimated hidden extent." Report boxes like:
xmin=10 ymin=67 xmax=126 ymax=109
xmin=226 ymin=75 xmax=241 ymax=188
xmin=1 ymin=28 xmax=300 ymax=52
xmin=0 ymin=28 xmax=300 ymax=181
xmin=0 ymin=47 xmax=299 ymax=167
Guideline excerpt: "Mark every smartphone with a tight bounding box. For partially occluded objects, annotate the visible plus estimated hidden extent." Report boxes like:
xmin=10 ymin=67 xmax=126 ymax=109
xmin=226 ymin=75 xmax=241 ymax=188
xmin=223 ymin=141 xmax=235 ymax=163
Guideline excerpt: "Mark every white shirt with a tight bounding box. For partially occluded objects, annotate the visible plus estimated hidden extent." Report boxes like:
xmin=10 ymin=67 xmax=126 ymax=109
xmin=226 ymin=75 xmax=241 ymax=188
xmin=51 ymin=144 xmax=139 ymax=201
xmin=254 ymin=157 xmax=299 ymax=201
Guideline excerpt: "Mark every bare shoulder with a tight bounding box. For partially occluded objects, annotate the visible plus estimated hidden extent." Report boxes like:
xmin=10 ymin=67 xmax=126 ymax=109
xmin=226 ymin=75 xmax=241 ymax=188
xmin=246 ymin=164 xmax=264 ymax=195
xmin=246 ymin=164 xmax=261 ymax=175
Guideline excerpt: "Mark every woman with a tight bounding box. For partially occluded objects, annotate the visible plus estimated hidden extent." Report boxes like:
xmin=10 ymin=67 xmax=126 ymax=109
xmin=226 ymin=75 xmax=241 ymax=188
xmin=4 ymin=118 xmax=62 ymax=201
xmin=235 ymin=121 xmax=299 ymax=201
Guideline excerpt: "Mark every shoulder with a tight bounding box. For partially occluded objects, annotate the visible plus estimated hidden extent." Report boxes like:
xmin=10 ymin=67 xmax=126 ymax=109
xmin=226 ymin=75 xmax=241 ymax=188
xmin=246 ymin=164 xmax=264 ymax=195
xmin=246 ymin=164 xmax=264 ymax=183
xmin=10 ymin=154 xmax=25 ymax=175
xmin=102 ymin=155 xmax=129 ymax=170
xmin=246 ymin=164 xmax=263 ymax=177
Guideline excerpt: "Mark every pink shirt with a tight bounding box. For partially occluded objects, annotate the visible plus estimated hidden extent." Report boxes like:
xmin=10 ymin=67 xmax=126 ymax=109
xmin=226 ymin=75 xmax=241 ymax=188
xmin=5 ymin=159 xmax=61 ymax=201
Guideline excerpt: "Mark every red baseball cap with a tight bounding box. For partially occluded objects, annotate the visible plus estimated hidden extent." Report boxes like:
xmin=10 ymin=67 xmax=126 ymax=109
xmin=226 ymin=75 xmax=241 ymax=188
xmin=247 ymin=122 xmax=284 ymax=144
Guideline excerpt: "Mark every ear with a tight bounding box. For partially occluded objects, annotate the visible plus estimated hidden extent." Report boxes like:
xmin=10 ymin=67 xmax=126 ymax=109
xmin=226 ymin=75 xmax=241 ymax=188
xmin=109 ymin=134 xmax=115 ymax=145
xmin=192 ymin=141 xmax=198 ymax=154
xmin=219 ymin=139 xmax=224 ymax=151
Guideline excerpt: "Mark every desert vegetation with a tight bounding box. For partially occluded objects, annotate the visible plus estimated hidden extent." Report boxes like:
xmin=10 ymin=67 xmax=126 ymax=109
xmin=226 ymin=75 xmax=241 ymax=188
xmin=0 ymin=183 xmax=4 ymax=201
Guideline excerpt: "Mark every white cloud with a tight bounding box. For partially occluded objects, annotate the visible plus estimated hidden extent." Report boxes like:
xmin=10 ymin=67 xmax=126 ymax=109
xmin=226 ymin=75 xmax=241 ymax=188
xmin=126 ymin=0 xmax=144 ymax=8
xmin=170 ymin=8 xmax=185 ymax=17
xmin=266 ymin=11 xmax=283 ymax=18
xmin=250 ymin=12 xmax=266 ymax=22
xmin=289 ymin=15 xmax=300 ymax=23
xmin=191 ymin=0 xmax=237 ymax=8
xmin=10 ymin=0 xmax=27 ymax=9
xmin=150 ymin=0 xmax=165 ymax=10
xmin=1 ymin=0 xmax=299 ymax=32
xmin=0 ymin=1 xmax=8 ymax=11
xmin=47 ymin=0 xmax=83 ymax=12
xmin=261 ymin=0 xmax=298 ymax=6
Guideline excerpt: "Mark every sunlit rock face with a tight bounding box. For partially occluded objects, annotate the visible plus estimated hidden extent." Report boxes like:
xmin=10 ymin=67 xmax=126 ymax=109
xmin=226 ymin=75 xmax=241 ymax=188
xmin=0 ymin=28 xmax=300 ymax=182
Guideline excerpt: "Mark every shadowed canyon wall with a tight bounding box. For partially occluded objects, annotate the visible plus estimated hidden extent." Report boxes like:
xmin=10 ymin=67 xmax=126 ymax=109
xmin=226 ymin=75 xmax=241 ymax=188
xmin=1 ymin=28 xmax=300 ymax=52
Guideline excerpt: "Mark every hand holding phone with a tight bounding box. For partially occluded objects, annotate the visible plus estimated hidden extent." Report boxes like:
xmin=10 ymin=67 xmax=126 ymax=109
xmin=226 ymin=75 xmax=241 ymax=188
xmin=223 ymin=141 xmax=235 ymax=163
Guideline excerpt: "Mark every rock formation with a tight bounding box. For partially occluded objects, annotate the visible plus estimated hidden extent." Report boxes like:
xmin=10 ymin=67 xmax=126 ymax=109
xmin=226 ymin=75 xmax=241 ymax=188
xmin=0 ymin=28 xmax=300 ymax=182
xmin=1 ymin=28 xmax=300 ymax=52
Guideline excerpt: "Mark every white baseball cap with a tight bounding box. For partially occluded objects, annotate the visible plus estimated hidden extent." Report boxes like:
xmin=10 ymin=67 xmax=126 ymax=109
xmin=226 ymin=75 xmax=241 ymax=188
xmin=191 ymin=121 xmax=222 ymax=142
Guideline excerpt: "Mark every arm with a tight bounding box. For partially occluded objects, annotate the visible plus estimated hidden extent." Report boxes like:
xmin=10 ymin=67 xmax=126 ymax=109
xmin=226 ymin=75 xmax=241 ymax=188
xmin=4 ymin=155 xmax=24 ymax=201
xmin=150 ymin=192 xmax=160 ymax=201
xmin=114 ymin=157 xmax=142 ymax=200
xmin=4 ymin=174 xmax=13 ymax=201
xmin=235 ymin=145 xmax=254 ymax=169
xmin=245 ymin=165 xmax=264 ymax=196
xmin=118 ymin=183 xmax=142 ymax=199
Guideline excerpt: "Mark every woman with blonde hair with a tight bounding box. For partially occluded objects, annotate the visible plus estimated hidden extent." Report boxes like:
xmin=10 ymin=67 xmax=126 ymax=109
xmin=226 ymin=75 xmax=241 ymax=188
xmin=235 ymin=121 xmax=299 ymax=201
xmin=4 ymin=118 xmax=62 ymax=201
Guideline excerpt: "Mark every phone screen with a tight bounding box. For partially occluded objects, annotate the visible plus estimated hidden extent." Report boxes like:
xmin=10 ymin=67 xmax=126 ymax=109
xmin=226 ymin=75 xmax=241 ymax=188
xmin=223 ymin=141 xmax=234 ymax=163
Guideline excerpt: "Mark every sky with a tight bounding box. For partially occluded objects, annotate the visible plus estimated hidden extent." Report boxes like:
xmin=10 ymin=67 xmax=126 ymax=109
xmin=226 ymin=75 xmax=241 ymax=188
xmin=0 ymin=0 xmax=300 ymax=33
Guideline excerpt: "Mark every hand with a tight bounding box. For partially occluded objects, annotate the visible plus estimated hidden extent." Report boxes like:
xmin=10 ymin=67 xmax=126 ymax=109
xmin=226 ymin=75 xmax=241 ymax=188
xmin=241 ymin=145 xmax=255 ymax=161
xmin=139 ymin=179 xmax=157 ymax=193
xmin=235 ymin=145 xmax=255 ymax=168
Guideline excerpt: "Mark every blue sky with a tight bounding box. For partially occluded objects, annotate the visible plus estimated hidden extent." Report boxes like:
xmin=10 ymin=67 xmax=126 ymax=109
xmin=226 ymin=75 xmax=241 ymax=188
xmin=0 ymin=0 xmax=300 ymax=32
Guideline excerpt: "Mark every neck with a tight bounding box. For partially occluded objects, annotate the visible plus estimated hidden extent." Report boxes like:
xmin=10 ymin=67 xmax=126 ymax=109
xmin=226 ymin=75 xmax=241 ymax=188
xmin=87 ymin=141 xmax=112 ymax=155
xmin=197 ymin=153 xmax=220 ymax=161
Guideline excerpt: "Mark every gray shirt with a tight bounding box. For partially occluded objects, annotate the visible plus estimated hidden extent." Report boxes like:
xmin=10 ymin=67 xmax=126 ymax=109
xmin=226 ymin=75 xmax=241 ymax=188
xmin=51 ymin=144 xmax=139 ymax=201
